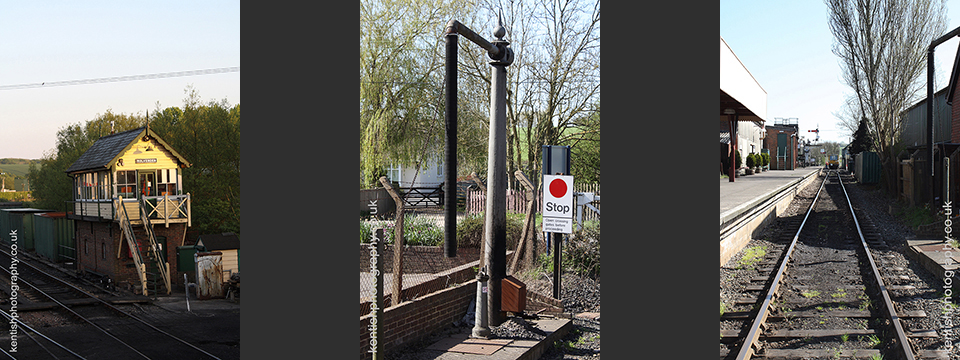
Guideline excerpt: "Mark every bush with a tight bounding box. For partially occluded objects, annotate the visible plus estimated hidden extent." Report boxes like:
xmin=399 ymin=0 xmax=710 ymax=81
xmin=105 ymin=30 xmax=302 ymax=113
xmin=360 ymin=219 xmax=391 ymax=244
xmin=0 ymin=191 xmax=30 ymax=202
xmin=746 ymin=153 xmax=756 ymax=169
xmin=404 ymin=216 xmax=444 ymax=246
xmin=530 ymin=220 xmax=600 ymax=279
xmin=735 ymin=151 xmax=742 ymax=168
xmin=456 ymin=212 xmax=525 ymax=250
xmin=761 ymin=153 xmax=769 ymax=168
xmin=566 ymin=220 xmax=600 ymax=278
xmin=359 ymin=215 xmax=444 ymax=246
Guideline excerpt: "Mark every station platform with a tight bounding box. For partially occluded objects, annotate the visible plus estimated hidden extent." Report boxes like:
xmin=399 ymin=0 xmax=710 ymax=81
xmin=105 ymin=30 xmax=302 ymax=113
xmin=720 ymin=167 xmax=822 ymax=267
xmin=397 ymin=317 xmax=572 ymax=360
xmin=906 ymin=239 xmax=960 ymax=277
xmin=720 ymin=167 xmax=822 ymax=225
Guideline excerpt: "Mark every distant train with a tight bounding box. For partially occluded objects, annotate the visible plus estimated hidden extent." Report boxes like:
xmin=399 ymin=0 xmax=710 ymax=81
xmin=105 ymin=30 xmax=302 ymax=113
xmin=827 ymin=154 xmax=840 ymax=169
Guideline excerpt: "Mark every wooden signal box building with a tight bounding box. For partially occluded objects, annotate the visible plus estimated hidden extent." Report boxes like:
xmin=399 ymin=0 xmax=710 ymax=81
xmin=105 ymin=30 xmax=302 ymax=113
xmin=66 ymin=126 xmax=192 ymax=296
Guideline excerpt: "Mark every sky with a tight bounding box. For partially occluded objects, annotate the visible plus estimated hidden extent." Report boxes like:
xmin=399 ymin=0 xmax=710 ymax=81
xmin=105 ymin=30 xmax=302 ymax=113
xmin=0 ymin=2 xmax=240 ymax=159
xmin=720 ymin=0 xmax=960 ymax=145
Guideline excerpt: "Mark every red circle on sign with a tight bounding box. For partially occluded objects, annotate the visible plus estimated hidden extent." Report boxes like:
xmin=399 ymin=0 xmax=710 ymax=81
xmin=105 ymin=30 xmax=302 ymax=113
xmin=549 ymin=179 xmax=567 ymax=198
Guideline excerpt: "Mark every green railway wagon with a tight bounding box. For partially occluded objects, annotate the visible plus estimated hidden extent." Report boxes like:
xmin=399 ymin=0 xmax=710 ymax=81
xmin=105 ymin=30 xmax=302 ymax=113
xmin=0 ymin=208 xmax=51 ymax=249
xmin=33 ymin=212 xmax=75 ymax=263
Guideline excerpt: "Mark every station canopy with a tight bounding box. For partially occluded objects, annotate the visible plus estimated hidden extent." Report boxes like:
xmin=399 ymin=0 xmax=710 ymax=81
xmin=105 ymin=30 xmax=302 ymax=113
xmin=720 ymin=36 xmax=766 ymax=123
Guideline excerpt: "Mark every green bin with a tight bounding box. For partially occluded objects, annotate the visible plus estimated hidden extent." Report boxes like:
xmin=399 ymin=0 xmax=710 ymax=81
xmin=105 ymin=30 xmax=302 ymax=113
xmin=176 ymin=245 xmax=205 ymax=272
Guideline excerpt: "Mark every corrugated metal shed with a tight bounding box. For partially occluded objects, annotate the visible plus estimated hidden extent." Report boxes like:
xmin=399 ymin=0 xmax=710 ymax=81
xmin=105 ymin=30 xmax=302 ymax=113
xmin=195 ymin=251 xmax=224 ymax=299
xmin=855 ymin=152 xmax=882 ymax=184
xmin=901 ymin=87 xmax=951 ymax=147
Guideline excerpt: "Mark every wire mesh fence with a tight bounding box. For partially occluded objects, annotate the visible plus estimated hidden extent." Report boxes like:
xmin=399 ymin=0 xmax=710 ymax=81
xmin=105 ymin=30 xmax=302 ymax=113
xmin=359 ymin=223 xmax=482 ymax=317
xmin=358 ymin=181 xmax=599 ymax=317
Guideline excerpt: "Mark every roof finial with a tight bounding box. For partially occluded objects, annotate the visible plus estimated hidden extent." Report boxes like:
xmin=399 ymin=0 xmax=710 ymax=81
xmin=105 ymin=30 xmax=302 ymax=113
xmin=494 ymin=11 xmax=505 ymax=40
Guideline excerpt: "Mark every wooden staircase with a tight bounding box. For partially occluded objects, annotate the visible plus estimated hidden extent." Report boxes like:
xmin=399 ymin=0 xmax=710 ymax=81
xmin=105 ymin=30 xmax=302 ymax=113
xmin=116 ymin=196 xmax=171 ymax=296
xmin=138 ymin=199 xmax=171 ymax=295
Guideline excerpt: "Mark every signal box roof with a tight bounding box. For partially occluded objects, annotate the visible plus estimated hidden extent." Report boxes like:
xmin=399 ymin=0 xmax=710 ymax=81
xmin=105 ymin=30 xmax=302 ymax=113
xmin=65 ymin=126 xmax=190 ymax=175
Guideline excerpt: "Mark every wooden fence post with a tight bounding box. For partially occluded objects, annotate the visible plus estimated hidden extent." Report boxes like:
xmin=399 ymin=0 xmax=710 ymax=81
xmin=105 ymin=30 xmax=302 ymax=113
xmin=470 ymin=172 xmax=487 ymax=270
xmin=511 ymin=171 xmax=537 ymax=274
xmin=379 ymin=176 xmax=405 ymax=306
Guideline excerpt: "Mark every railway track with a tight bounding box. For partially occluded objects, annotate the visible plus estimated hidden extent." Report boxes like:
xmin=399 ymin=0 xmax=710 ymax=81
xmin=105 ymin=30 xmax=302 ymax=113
xmin=0 ymin=243 xmax=221 ymax=360
xmin=721 ymin=171 xmax=948 ymax=360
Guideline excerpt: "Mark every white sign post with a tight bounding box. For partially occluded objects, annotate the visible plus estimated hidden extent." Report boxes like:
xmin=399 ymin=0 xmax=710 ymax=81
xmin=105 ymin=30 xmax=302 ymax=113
xmin=542 ymin=175 xmax=574 ymax=234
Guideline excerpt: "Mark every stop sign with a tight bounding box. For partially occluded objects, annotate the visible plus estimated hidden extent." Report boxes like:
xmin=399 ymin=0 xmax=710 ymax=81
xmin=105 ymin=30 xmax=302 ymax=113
xmin=549 ymin=178 xmax=567 ymax=198
xmin=543 ymin=175 xmax=574 ymax=219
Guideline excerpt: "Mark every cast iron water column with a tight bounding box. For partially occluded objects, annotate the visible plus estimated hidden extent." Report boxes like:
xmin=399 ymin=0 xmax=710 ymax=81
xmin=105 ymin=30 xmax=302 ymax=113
xmin=444 ymin=28 xmax=458 ymax=259
xmin=484 ymin=20 xmax=513 ymax=328
xmin=444 ymin=16 xmax=513 ymax=332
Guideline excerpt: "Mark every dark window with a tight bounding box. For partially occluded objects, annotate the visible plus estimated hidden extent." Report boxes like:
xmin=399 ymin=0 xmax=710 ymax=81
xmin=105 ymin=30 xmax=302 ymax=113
xmin=117 ymin=170 xmax=137 ymax=199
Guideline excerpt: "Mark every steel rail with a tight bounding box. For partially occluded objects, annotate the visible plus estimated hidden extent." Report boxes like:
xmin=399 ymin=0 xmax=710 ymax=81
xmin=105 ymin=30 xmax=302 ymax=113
xmin=0 ymin=245 xmax=221 ymax=360
xmin=0 ymin=259 xmax=152 ymax=359
xmin=837 ymin=171 xmax=915 ymax=359
xmin=735 ymin=172 xmax=828 ymax=360
xmin=0 ymin=307 xmax=86 ymax=359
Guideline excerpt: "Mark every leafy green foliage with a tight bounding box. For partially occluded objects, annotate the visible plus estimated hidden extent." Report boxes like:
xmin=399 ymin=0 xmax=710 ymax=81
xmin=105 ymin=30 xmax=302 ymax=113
xmin=529 ymin=220 xmax=600 ymax=278
xmin=895 ymin=204 xmax=937 ymax=229
xmin=28 ymin=110 xmax=143 ymax=211
xmin=0 ymin=192 xmax=30 ymax=202
xmin=564 ymin=220 xmax=600 ymax=277
xmin=564 ymin=103 xmax=600 ymax=183
xmin=149 ymin=87 xmax=240 ymax=235
xmin=849 ymin=117 xmax=874 ymax=154
xmin=454 ymin=212 xmax=526 ymax=250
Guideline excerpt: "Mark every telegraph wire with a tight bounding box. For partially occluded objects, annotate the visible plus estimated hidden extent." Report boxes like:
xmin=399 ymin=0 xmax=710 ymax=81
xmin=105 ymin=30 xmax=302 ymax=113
xmin=0 ymin=67 xmax=240 ymax=91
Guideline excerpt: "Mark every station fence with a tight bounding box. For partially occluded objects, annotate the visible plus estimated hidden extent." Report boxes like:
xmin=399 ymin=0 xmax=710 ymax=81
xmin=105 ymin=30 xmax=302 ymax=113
xmin=464 ymin=182 xmax=599 ymax=223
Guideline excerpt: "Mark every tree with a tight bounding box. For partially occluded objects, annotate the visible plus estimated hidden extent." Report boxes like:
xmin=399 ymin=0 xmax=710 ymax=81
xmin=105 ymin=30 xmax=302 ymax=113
xmin=359 ymin=0 xmax=600 ymax=190
xmin=463 ymin=0 xmax=600 ymax=188
xmin=564 ymin=102 xmax=599 ymax=183
xmin=27 ymin=110 xmax=143 ymax=211
xmin=150 ymin=88 xmax=240 ymax=235
xmin=826 ymin=0 xmax=948 ymax=194
xmin=359 ymin=0 xmax=479 ymax=187
xmin=849 ymin=117 xmax=874 ymax=154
